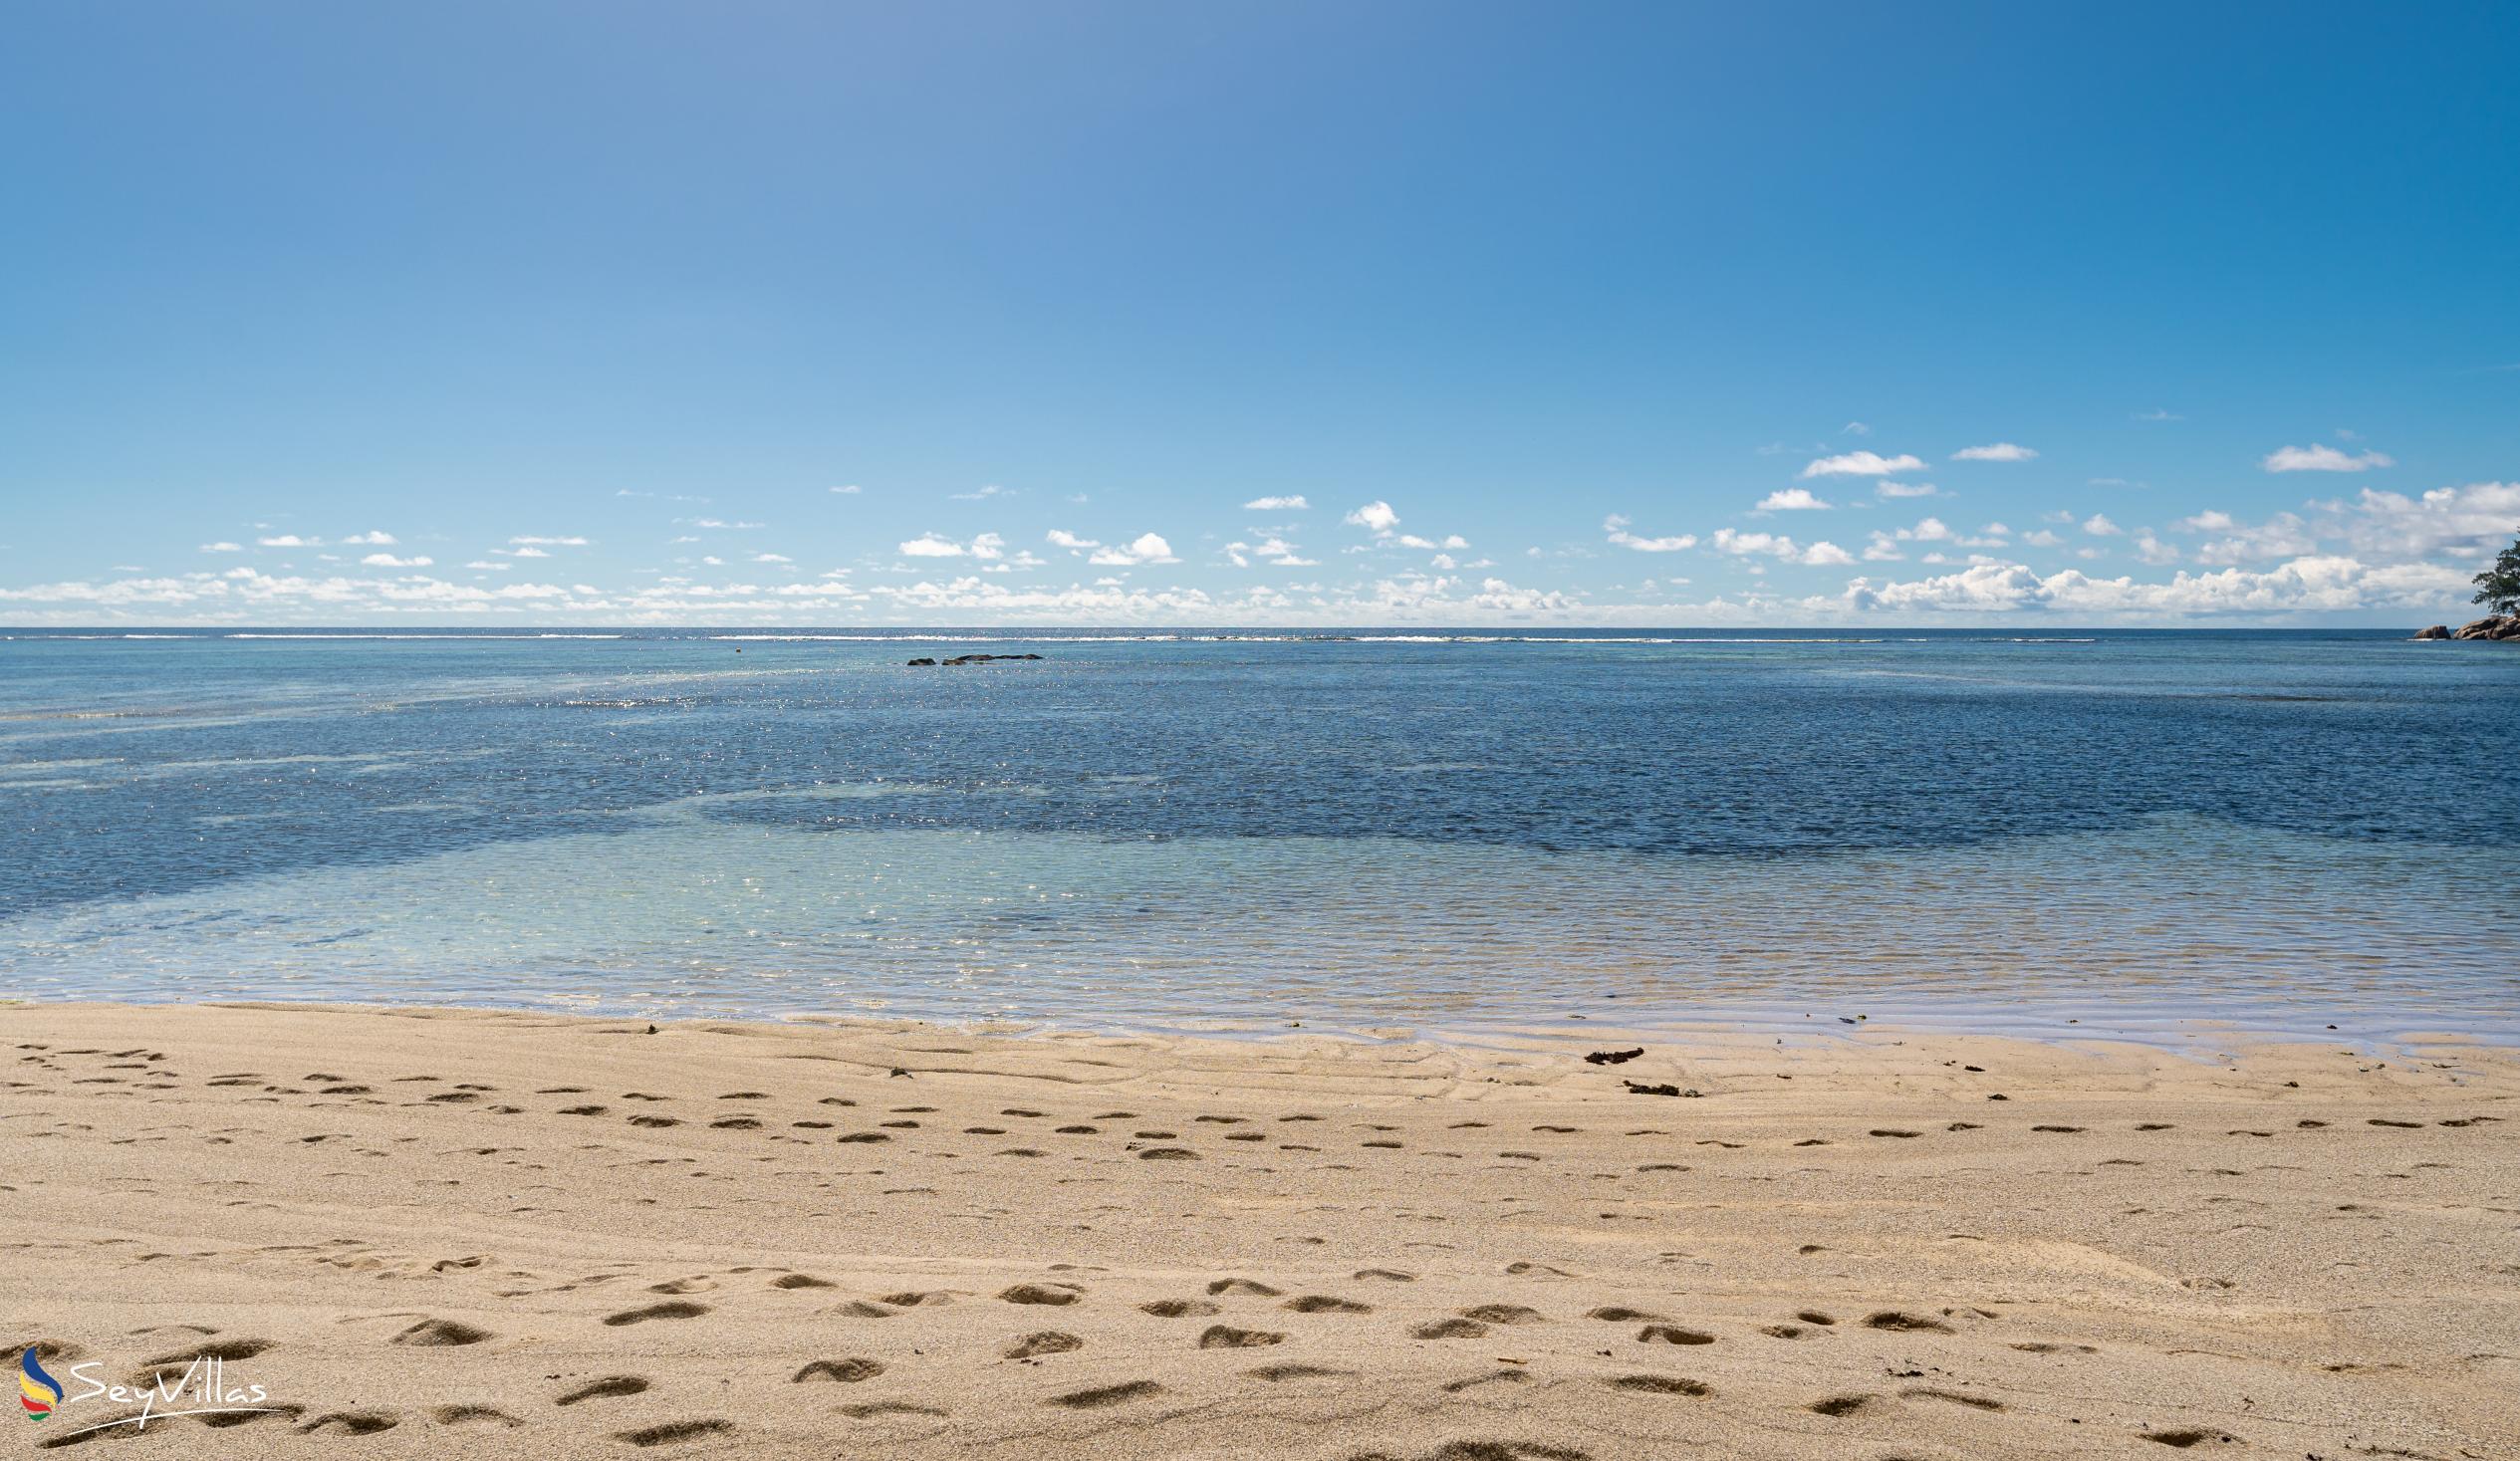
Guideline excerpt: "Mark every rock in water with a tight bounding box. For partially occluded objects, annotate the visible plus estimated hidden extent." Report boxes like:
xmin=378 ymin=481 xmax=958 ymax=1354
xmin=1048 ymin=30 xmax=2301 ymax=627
xmin=2413 ymin=624 xmax=2450 ymax=639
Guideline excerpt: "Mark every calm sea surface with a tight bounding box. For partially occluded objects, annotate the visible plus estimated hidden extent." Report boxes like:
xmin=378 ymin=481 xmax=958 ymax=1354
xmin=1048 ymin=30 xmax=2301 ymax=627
xmin=2 ymin=628 xmax=2514 ymax=1041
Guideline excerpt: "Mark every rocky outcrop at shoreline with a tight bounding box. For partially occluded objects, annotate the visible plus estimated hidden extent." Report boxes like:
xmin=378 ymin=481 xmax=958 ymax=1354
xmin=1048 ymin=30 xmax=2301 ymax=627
xmin=907 ymin=652 xmax=1046 ymax=666
xmin=2426 ymin=614 xmax=2520 ymax=640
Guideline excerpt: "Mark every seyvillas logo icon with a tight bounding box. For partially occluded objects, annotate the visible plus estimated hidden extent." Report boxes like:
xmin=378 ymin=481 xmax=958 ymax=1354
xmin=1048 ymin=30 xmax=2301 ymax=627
xmin=17 ymin=1350 xmax=63 ymax=1421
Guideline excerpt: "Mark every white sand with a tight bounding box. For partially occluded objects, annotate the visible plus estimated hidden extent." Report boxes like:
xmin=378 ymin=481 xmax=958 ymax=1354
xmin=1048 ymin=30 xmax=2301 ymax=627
xmin=3 ymin=1001 xmax=2514 ymax=1458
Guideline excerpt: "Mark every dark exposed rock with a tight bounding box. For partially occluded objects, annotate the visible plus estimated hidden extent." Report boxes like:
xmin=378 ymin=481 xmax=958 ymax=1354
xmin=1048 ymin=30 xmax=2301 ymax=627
xmin=2413 ymin=624 xmax=2450 ymax=639
xmin=909 ymin=652 xmax=1046 ymax=665
xmin=1584 ymin=1047 xmax=1644 ymax=1066
xmin=2452 ymin=614 xmax=2520 ymax=640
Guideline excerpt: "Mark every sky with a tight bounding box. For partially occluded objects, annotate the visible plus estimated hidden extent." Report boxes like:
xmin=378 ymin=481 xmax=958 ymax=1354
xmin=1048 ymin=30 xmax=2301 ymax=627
xmin=4 ymin=1 xmax=2517 ymax=627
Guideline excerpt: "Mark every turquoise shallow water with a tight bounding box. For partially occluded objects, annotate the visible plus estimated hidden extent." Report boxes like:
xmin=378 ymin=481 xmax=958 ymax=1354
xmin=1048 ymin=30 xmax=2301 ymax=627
xmin=2 ymin=627 xmax=2514 ymax=1040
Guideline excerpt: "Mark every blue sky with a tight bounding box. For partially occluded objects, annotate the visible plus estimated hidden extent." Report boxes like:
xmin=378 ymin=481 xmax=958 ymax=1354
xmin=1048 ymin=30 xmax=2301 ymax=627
xmin=4 ymin=1 xmax=2516 ymax=625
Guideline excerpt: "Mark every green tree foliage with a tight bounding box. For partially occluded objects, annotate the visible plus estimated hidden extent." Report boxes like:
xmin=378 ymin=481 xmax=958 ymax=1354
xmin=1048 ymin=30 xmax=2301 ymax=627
xmin=2476 ymin=531 xmax=2520 ymax=616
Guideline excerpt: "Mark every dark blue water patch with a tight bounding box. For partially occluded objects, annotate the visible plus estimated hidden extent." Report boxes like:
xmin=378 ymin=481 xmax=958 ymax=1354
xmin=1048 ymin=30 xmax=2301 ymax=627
xmin=0 ymin=629 xmax=2513 ymax=928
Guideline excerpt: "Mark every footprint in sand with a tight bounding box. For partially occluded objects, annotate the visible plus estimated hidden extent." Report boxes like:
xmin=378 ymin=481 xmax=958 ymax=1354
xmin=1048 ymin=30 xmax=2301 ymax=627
xmin=618 ymin=1419 xmax=735 ymax=1446
xmin=603 ymin=1301 xmax=710 ymax=1327
xmin=1903 ymin=1387 xmax=2004 ymax=1410
xmin=1412 ymin=1319 xmax=1489 ymax=1339
xmin=1863 ymin=1311 xmax=1952 ymax=1333
xmin=2143 ymin=1430 xmax=2240 ymax=1448
xmin=1046 ymin=1380 xmax=1162 ymax=1408
xmin=1206 ymin=1278 xmax=1282 ymax=1296
xmin=794 ymin=1357 xmax=885 ymax=1382
xmin=556 ymin=1376 xmax=649 ymax=1405
xmin=133 ymin=1337 xmax=273 ymax=1381
xmin=1250 ymin=1363 xmax=1346 ymax=1380
xmin=1637 ymin=1325 xmax=1714 ymax=1345
xmin=1284 ymin=1296 xmax=1373 ymax=1314
xmin=1005 ymin=1333 xmax=1083 ymax=1358
xmin=1459 ymin=1305 xmax=1543 ymax=1325
xmin=299 ymin=1411 xmax=399 ymax=1435
xmin=1610 ymin=1375 xmax=1709 ymax=1395
xmin=770 ymin=1274 xmax=835 ymax=1290
xmin=1808 ymin=1394 xmax=1876 ymax=1416
xmin=430 ymin=1405 xmax=524 ymax=1428
xmin=198 ymin=1404 xmax=304 ymax=1429
xmin=999 ymin=1284 xmax=1082 ymax=1306
xmin=1198 ymin=1325 xmax=1284 ymax=1348
xmin=390 ymin=1319 xmax=492 ymax=1346
xmin=1140 ymin=1299 xmax=1222 ymax=1318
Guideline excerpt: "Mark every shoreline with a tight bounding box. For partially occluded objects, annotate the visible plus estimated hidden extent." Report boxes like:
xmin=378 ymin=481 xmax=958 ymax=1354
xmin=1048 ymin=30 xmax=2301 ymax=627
xmin=8 ymin=988 xmax=2512 ymax=1062
xmin=4 ymin=999 xmax=2514 ymax=1457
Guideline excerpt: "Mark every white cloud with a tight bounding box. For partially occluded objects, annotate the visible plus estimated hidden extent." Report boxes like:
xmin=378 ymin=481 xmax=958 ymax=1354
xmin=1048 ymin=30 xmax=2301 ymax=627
xmin=899 ymin=534 xmax=966 ymax=557
xmin=1839 ymin=555 xmax=2472 ymax=617
xmin=1229 ymin=535 xmax=1317 ymax=567
xmin=830 ymin=484 xmax=862 ymax=495
xmin=752 ymin=552 xmax=794 ymax=564
xmin=1951 ymin=442 xmax=2038 ymax=462
xmin=1756 ymin=488 xmax=1833 ymax=511
xmin=688 ymin=519 xmax=763 ymax=530
xmin=1876 ymin=481 xmax=1941 ymax=498
xmin=1394 ymin=533 xmax=1470 ymax=551
xmin=1045 ymin=529 xmax=1100 ymax=550
xmin=1842 ymin=421 xmax=1872 ymax=436
xmin=2263 ymin=443 xmax=2394 ymax=473
xmin=1603 ymin=515 xmax=1696 ymax=553
xmin=1800 ymin=450 xmax=1925 ymax=479
xmin=2083 ymin=514 xmax=2123 ymax=537
xmin=199 ymin=542 xmax=243 ymax=553
xmin=2022 ymin=529 xmax=2063 ymax=548
xmin=1088 ymin=532 xmax=1179 ymax=566
xmin=1242 ymin=495 xmax=1310 ymax=511
xmin=360 ymin=553 xmax=432 ymax=568
xmin=256 ymin=534 xmax=319 ymax=548
xmin=1344 ymin=500 xmax=1400 ymax=533
xmin=1712 ymin=529 xmax=1854 ymax=566
xmin=341 ymin=530 xmax=397 ymax=546
xmin=2134 ymin=532 xmax=2181 ymax=565
xmin=2188 ymin=511 xmax=2315 ymax=564
xmin=2325 ymin=481 xmax=2520 ymax=558
xmin=951 ymin=484 xmax=1011 ymax=501
xmin=1861 ymin=517 xmax=1953 ymax=561
xmin=509 ymin=547 xmax=551 ymax=559
xmin=510 ymin=535 xmax=590 ymax=546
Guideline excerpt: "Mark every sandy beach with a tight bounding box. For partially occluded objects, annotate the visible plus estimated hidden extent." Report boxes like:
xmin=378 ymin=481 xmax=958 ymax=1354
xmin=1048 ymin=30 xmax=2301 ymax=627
xmin=0 ymin=1002 xmax=2511 ymax=1458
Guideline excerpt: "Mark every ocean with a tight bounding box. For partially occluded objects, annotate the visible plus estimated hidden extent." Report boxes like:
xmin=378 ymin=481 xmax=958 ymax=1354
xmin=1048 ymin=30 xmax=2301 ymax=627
xmin=3 ymin=627 xmax=2514 ymax=1042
